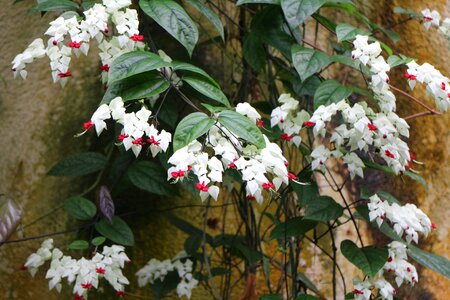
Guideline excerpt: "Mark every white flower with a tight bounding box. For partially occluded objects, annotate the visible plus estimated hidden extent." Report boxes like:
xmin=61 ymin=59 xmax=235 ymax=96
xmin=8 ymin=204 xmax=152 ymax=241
xmin=236 ymin=102 xmax=261 ymax=123
xmin=352 ymin=276 xmax=372 ymax=300
xmin=421 ymin=8 xmax=441 ymax=29
xmin=343 ymin=152 xmax=365 ymax=179
xmin=311 ymin=145 xmax=330 ymax=172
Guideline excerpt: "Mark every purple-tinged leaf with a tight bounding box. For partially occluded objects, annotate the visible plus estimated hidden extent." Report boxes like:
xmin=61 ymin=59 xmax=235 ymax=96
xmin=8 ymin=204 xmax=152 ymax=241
xmin=96 ymin=186 xmax=115 ymax=222
xmin=0 ymin=195 xmax=23 ymax=243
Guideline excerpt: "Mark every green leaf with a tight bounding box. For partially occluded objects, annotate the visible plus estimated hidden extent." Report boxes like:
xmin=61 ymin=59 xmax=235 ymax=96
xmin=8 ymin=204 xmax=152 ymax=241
xmin=297 ymin=272 xmax=321 ymax=295
xmin=292 ymin=45 xmax=331 ymax=81
xmin=127 ymin=161 xmax=176 ymax=196
xmin=102 ymin=71 xmax=170 ymax=104
xmin=281 ymin=0 xmax=326 ymax=27
xmin=296 ymin=295 xmax=319 ymax=300
xmin=184 ymin=0 xmax=224 ymax=40
xmin=108 ymin=51 xmax=170 ymax=84
xmin=182 ymin=75 xmax=230 ymax=107
xmin=387 ymin=55 xmax=406 ymax=68
xmin=68 ymin=240 xmax=89 ymax=250
xmin=95 ymin=216 xmax=134 ymax=246
xmin=218 ymin=110 xmax=266 ymax=148
xmin=313 ymin=80 xmax=351 ymax=109
xmin=293 ymin=75 xmax=322 ymax=97
xmin=393 ymin=7 xmax=421 ymax=18
xmin=64 ymin=196 xmax=97 ymax=220
xmin=235 ymin=243 xmax=263 ymax=264
xmin=260 ymin=295 xmax=282 ymax=300
xmin=140 ymin=0 xmax=199 ymax=56
xmin=173 ymin=112 xmax=215 ymax=151
xmin=171 ymin=61 xmax=219 ymax=87
xmin=237 ymin=0 xmax=279 ymax=4
xmin=336 ymin=23 xmax=369 ymax=42
xmin=312 ymin=13 xmax=336 ymax=32
xmin=270 ymin=217 xmax=317 ymax=240
xmin=304 ymin=196 xmax=343 ymax=222
xmin=340 ymin=240 xmax=388 ymax=278
xmin=48 ymin=152 xmax=107 ymax=177
xmin=243 ymin=33 xmax=266 ymax=72
xmin=168 ymin=215 xmax=213 ymax=244
xmin=30 ymin=0 xmax=79 ymax=13
xmin=91 ymin=236 xmax=106 ymax=246
xmin=407 ymin=244 xmax=450 ymax=279
xmin=184 ymin=235 xmax=202 ymax=255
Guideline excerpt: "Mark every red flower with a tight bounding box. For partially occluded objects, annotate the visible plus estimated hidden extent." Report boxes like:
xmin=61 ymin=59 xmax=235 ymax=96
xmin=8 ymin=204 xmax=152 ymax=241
xmin=118 ymin=134 xmax=129 ymax=141
xmin=187 ymin=165 xmax=193 ymax=171
xmin=288 ymin=172 xmax=297 ymax=180
xmin=246 ymin=195 xmax=256 ymax=201
xmin=367 ymin=123 xmax=378 ymax=131
xmin=280 ymin=133 xmax=293 ymax=141
xmin=99 ymin=64 xmax=110 ymax=72
xmin=284 ymin=161 xmax=289 ymax=166
xmin=303 ymin=121 xmax=315 ymax=127
xmin=404 ymin=73 xmax=417 ymax=80
xmin=442 ymin=82 xmax=446 ymax=90
xmin=96 ymin=267 xmax=106 ymax=274
xmin=196 ymin=181 xmax=209 ymax=192
xmin=387 ymin=257 xmax=393 ymax=262
xmin=385 ymin=149 xmax=395 ymax=159
xmin=262 ymin=182 xmax=275 ymax=189
xmin=228 ymin=159 xmax=237 ymax=169
xmin=20 ymin=265 xmax=28 ymax=271
xmin=171 ymin=170 xmax=185 ymax=178
xmin=104 ymin=28 xmax=109 ymax=34
xmin=423 ymin=16 xmax=433 ymax=21
xmin=431 ymin=223 xmax=437 ymax=229
xmin=352 ymin=289 xmax=364 ymax=295
xmin=130 ymin=34 xmax=144 ymax=42
xmin=83 ymin=120 xmax=93 ymax=130
xmin=81 ymin=282 xmax=93 ymax=289
xmin=74 ymin=295 xmax=84 ymax=300
xmin=116 ymin=291 xmax=126 ymax=296
xmin=147 ymin=136 xmax=160 ymax=146
xmin=257 ymin=119 xmax=265 ymax=128
xmin=58 ymin=71 xmax=72 ymax=78
xmin=69 ymin=41 xmax=81 ymax=48
xmin=132 ymin=138 xmax=146 ymax=146
xmin=52 ymin=40 xmax=58 ymax=46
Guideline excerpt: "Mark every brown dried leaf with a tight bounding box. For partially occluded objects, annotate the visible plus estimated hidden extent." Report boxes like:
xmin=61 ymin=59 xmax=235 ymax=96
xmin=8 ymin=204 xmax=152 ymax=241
xmin=96 ymin=185 xmax=115 ymax=222
xmin=0 ymin=194 xmax=23 ymax=243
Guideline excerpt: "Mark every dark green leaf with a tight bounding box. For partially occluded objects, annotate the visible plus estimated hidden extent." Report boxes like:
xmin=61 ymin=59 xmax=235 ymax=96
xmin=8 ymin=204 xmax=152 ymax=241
xmin=171 ymin=61 xmax=219 ymax=87
xmin=237 ymin=0 xmax=279 ymax=4
xmin=30 ymin=0 xmax=79 ymax=13
xmin=95 ymin=216 xmax=134 ymax=246
xmin=108 ymin=51 xmax=170 ymax=84
xmin=281 ymin=0 xmax=326 ymax=27
xmin=102 ymin=72 xmax=170 ymax=104
xmin=292 ymin=45 xmax=331 ymax=81
xmin=407 ymin=244 xmax=450 ymax=279
xmin=150 ymin=270 xmax=180 ymax=299
xmin=218 ymin=110 xmax=266 ymax=148
xmin=91 ymin=236 xmax=106 ymax=246
xmin=243 ymin=33 xmax=266 ymax=72
xmin=336 ymin=23 xmax=369 ymax=42
xmin=393 ymin=7 xmax=421 ymax=18
xmin=313 ymin=80 xmax=351 ymax=109
xmin=293 ymin=75 xmax=322 ymax=97
xmin=296 ymin=295 xmax=319 ymax=300
xmin=312 ymin=13 xmax=336 ymax=32
xmin=183 ymin=75 xmax=230 ymax=107
xmin=184 ymin=0 xmax=224 ymax=40
xmin=64 ymin=196 xmax=97 ymax=221
xmin=168 ymin=215 xmax=213 ymax=244
xmin=68 ymin=240 xmax=89 ymax=250
xmin=184 ymin=235 xmax=202 ymax=255
xmin=234 ymin=243 xmax=263 ymax=265
xmin=297 ymin=272 xmax=321 ymax=295
xmin=340 ymin=240 xmax=388 ymax=278
xmin=260 ymin=295 xmax=282 ymax=300
xmin=270 ymin=217 xmax=317 ymax=240
xmin=173 ymin=112 xmax=215 ymax=151
xmin=140 ymin=0 xmax=199 ymax=56
xmin=127 ymin=161 xmax=176 ymax=196
xmin=304 ymin=196 xmax=343 ymax=222
xmin=48 ymin=152 xmax=107 ymax=177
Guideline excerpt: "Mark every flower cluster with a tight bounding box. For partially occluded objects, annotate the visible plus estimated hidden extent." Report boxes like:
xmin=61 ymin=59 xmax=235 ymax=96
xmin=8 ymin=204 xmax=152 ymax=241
xmin=11 ymin=0 xmax=144 ymax=86
xmin=23 ymin=239 xmax=130 ymax=299
xmin=309 ymin=99 xmax=413 ymax=176
xmin=352 ymin=35 xmax=396 ymax=113
xmin=405 ymin=60 xmax=450 ymax=112
xmin=84 ymin=97 xmax=171 ymax=157
xmin=368 ymin=194 xmax=432 ymax=244
xmin=351 ymin=241 xmax=421 ymax=300
xmin=136 ymin=252 xmax=198 ymax=299
xmin=168 ymin=106 xmax=292 ymax=203
xmin=270 ymin=94 xmax=311 ymax=146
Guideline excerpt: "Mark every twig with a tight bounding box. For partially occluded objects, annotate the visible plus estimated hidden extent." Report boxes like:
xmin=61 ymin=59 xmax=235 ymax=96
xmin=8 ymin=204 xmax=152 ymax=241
xmin=389 ymin=84 xmax=442 ymax=116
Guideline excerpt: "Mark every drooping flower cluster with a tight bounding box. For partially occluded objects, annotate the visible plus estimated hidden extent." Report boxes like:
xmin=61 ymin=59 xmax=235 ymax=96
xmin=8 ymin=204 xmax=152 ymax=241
xmin=368 ymin=194 xmax=432 ymax=244
xmin=405 ymin=60 xmax=450 ymax=112
xmin=23 ymin=239 xmax=130 ymax=298
xmin=352 ymin=35 xmax=396 ymax=113
xmin=351 ymin=241 xmax=421 ymax=300
xmin=311 ymin=99 xmax=412 ymax=176
xmin=11 ymin=0 xmax=144 ymax=86
xmin=136 ymin=252 xmax=198 ymax=299
xmin=420 ymin=8 xmax=450 ymax=42
xmin=168 ymin=105 xmax=292 ymax=203
xmin=270 ymin=94 xmax=311 ymax=146
xmin=84 ymin=97 xmax=171 ymax=157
